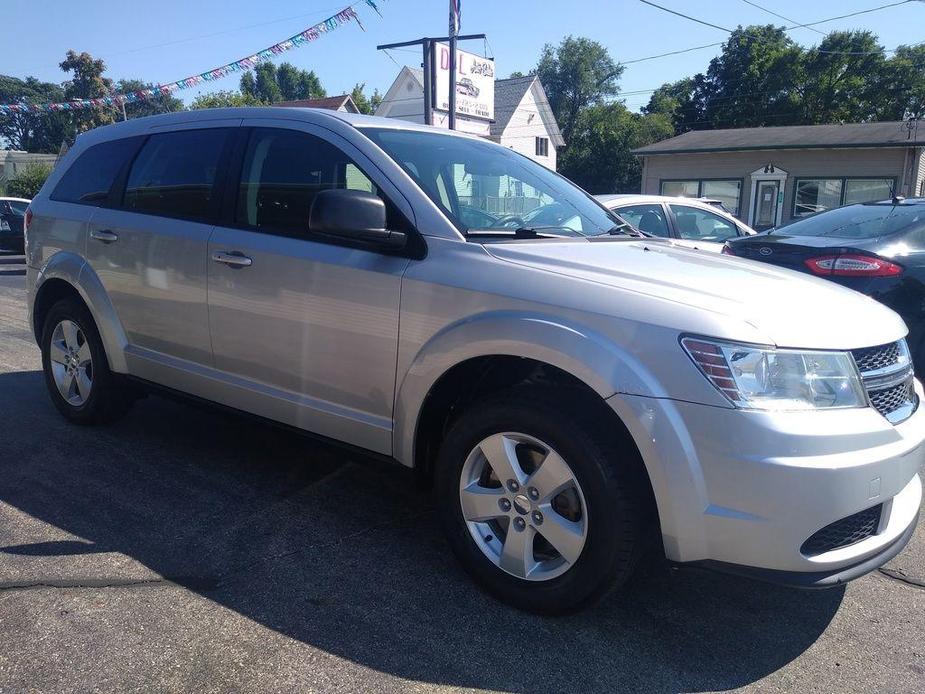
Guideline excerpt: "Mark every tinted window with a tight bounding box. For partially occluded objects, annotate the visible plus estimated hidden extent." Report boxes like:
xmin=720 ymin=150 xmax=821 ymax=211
xmin=123 ymin=129 xmax=229 ymax=221
xmin=670 ymin=205 xmax=739 ymax=241
xmin=51 ymin=137 xmax=139 ymax=206
xmin=613 ymin=204 xmax=670 ymax=237
xmin=236 ymin=128 xmax=378 ymax=235
xmin=775 ymin=204 xmax=925 ymax=240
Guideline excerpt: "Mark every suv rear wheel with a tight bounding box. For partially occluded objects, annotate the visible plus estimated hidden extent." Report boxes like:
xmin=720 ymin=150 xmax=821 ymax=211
xmin=435 ymin=387 xmax=650 ymax=614
xmin=40 ymin=297 xmax=134 ymax=424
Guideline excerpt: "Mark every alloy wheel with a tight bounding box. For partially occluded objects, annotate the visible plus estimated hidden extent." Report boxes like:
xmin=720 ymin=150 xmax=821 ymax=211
xmin=459 ymin=432 xmax=588 ymax=581
xmin=49 ymin=319 xmax=93 ymax=406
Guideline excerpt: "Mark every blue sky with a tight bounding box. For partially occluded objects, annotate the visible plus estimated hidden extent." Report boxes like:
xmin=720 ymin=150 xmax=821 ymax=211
xmin=3 ymin=0 xmax=924 ymax=112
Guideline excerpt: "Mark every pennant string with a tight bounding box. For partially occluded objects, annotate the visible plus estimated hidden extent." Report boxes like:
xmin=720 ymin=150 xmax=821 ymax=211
xmin=0 ymin=3 xmax=373 ymax=114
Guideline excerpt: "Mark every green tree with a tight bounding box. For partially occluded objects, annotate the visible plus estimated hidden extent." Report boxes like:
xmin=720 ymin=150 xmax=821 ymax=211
xmin=190 ymin=90 xmax=262 ymax=109
xmin=535 ymin=36 xmax=623 ymax=143
xmin=6 ymin=162 xmax=53 ymax=198
xmin=560 ymin=103 xmax=673 ymax=194
xmin=0 ymin=75 xmax=71 ymax=152
xmin=276 ymin=62 xmax=325 ymax=101
xmin=240 ymin=62 xmax=325 ymax=103
xmin=350 ymin=82 xmax=382 ymax=115
xmin=697 ymin=25 xmax=802 ymax=129
xmin=796 ymin=31 xmax=885 ymax=123
xmin=59 ymin=50 xmax=114 ymax=131
xmin=873 ymin=43 xmax=925 ymax=120
xmin=642 ymin=77 xmax=703 ymax=134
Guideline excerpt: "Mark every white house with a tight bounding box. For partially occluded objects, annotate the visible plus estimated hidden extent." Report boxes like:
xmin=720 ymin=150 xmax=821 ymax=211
xmin=375 ymin=68 xmax=564 ymax=170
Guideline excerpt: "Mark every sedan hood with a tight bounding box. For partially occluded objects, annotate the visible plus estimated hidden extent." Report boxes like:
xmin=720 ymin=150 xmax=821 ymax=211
xmin=484 ymin=239 xmax=907 ymax=349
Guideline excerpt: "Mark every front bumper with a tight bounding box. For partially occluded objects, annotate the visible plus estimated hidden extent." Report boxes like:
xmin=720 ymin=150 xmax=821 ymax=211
xmin=607 ymin=381 xmax=925 ymax=582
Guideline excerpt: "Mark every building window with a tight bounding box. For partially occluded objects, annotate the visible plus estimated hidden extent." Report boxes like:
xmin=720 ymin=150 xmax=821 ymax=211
xmin=660 ymin=179 xmax=742 ymax=216
xmin=794 ymin=177 xmax=894 ymax=217
xmin=535 ymin=137 xmax=549 ymax=157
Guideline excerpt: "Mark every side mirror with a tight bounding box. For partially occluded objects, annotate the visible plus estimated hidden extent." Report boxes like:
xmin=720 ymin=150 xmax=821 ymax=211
xmin=309 ymin=189 xmax=406 ymax=249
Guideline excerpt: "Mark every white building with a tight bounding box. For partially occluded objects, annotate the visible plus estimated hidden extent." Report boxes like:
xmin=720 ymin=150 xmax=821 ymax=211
xmin=0 ymin=150 xmax=58 ymax=190
xmin=375 ymin=68 xmax=564 ymax=170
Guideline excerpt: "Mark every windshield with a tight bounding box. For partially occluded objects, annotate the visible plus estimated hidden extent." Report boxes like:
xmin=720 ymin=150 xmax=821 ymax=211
xmin=773 ymin=203 xmax=925 ymax=240
xmin=6 ymin=201 xmax=27 ymax=216
xmin=361 ymin=127 xmax=620 ymax=237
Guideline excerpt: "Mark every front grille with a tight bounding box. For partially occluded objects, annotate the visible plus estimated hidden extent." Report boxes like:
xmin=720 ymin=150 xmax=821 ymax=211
xmin=851 ymin=341 xmax=917 ymax=423
xmin=869 ymin=381 xmax=915 ymax=416
xmin=801 ymin=504 xmax=882 ymax=557
xmin=852 ymin=342 xmax=900 ymax=373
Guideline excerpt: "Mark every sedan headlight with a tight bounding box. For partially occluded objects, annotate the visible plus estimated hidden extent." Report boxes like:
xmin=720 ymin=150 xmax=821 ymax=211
xmin=681 ymin=337 xmax=867 ymax=410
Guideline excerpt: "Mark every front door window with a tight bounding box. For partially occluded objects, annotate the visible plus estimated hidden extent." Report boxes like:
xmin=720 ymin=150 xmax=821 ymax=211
xmin=753 ymin=180 xmax=780 ymax=231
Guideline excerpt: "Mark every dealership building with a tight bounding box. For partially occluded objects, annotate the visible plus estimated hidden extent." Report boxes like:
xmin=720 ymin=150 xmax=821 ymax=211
xmin=633 ymin=121 xmax=925 ymax=230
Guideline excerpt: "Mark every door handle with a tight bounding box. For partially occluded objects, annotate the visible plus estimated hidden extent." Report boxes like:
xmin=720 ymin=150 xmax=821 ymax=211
xmin=90 ymin=229 xmax=119 ymax=243
xmin=211 ymin=250 xmax=253 ymax=268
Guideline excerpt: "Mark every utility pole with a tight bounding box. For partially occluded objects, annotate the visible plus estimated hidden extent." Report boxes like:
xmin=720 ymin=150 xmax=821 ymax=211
xmin=448 ymin=0 xmax=460 ymax=130
xmin=376 ymin=32 xmax=484 ymax=128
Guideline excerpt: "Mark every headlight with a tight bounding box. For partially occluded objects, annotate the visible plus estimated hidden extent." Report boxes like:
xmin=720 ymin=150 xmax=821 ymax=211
xmin=681 ymin=337 xmax=867 ymax=410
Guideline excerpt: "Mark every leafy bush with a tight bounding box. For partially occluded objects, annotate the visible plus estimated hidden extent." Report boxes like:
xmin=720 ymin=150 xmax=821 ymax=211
xmin=6 ymin=162 xmax=53 ymax=199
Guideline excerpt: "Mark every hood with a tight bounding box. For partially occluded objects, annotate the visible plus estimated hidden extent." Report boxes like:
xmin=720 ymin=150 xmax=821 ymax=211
xmin=484 ymin=239 xmax=907 ymax=350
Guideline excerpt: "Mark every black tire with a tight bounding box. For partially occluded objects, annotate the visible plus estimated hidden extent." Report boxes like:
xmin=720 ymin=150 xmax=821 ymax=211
xmin=435 ymin=387 xmax=652 ymax=614
xmin=40 ymin=297 xmax=134 ymax=425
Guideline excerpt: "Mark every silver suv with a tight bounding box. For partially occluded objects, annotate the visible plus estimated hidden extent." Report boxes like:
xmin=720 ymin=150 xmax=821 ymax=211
xmin=25 ymin=109 xmax=923 ymax=613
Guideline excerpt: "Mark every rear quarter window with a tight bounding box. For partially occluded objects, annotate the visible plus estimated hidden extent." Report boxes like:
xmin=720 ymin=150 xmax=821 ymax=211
xmin=51 ymin=137 xmax=141 ymax=206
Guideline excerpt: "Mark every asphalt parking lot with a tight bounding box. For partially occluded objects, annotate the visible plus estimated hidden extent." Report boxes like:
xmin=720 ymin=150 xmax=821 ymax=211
xmin=0 ymin=254 xmax=923 ymax=693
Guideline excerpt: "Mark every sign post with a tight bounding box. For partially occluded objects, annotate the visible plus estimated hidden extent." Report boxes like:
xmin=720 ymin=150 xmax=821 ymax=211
xmin=448 ymin=0 xmax=460 ymax=130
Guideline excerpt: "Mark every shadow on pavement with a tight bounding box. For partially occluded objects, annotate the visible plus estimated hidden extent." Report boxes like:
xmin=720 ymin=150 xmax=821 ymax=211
xmin=0 ymin=369 xmax=843 ymax=693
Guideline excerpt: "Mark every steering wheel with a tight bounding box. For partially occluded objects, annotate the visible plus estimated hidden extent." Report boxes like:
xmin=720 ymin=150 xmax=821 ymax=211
xmin=495 ymin=214 xmax=527 ymax=228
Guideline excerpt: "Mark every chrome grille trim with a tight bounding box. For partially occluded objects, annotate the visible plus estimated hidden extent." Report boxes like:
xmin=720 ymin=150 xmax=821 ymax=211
xmin=851 ymin=340 xmax=917 ymax=424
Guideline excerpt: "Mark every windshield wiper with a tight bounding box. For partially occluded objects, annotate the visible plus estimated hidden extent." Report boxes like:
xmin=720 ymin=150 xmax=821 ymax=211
xmin=465 ymin=226 xmax=580 ymax=239
xmin=603 ymin=222 xmax=648 ymax=238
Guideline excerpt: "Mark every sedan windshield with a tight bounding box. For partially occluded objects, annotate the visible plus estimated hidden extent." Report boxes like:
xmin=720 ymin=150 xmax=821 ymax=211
xmin=773 ymin=203 xmax=925 ymax=240
xmin=361 ymin=127 xmax=621 ymax=237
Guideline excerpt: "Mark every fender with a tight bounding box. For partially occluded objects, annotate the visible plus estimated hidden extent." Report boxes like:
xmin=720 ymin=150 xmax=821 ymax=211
xmin=392 ymin=310 xmax=666 ymax=467
xmin=33 ymin=251 xmax=130 ymax=373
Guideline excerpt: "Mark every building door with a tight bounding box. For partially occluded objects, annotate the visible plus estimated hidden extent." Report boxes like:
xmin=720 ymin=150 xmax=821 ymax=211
xmin=752 ymin=180 xmax=780 ymax=231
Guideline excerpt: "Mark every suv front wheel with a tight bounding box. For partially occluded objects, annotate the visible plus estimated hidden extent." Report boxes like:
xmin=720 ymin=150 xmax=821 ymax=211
xmin=40 ymin=297 xmax=134 ymax=425
xmin=435 ymin=388 xmax=650 ymax=614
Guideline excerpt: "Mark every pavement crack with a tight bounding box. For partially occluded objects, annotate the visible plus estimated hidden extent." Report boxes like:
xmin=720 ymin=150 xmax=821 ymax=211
xmin=0 ymin=578 xmax=168 ymax=592
xmin=878 ymin=567 xmax=925 ymax=589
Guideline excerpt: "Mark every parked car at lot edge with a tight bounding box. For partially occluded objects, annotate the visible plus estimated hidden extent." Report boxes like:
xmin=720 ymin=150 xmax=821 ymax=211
xmin=0 ymin=196 xmax=29 ymax=254
xmin=596 ymin=194 xmax=756 ymax=253
xmin=25 ymin=109 xmax=923 ymax=614
xmin=725 ymin=199 xmax=925 ymax=374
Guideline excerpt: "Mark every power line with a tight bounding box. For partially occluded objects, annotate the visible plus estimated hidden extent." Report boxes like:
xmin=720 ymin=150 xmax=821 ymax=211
xmin=737 ymin=0 xmax=825 ymax=35
xmin=106 ymin=3 xmax=351 ymax=57
xmin=628 ymin=0 xmax=919 ymax=63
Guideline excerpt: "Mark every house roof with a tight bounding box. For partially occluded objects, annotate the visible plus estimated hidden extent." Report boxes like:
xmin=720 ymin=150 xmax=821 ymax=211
xmin=275 ymin=94 xmax=359 ymax=113
xmin=490 ymin=75 xmax=564 ymax=147
xmin=633 ymin=121 xmax=923 ymax=155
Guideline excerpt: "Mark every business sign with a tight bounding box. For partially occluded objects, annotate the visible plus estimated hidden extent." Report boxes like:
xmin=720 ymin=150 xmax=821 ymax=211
xmin=433 ymin=42 xmax=494 ymax=122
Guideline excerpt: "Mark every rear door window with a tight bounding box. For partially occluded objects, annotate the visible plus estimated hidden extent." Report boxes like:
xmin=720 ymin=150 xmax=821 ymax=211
xmin=612 ymin=204 xmax=670 ymax=237
xmin=51 ymin=137 xmax=141 ymax=206
xmin=122 ymin=128 xmax=231 ymax=221
xmin=670 ymin=204 xmax=740 ymax=242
